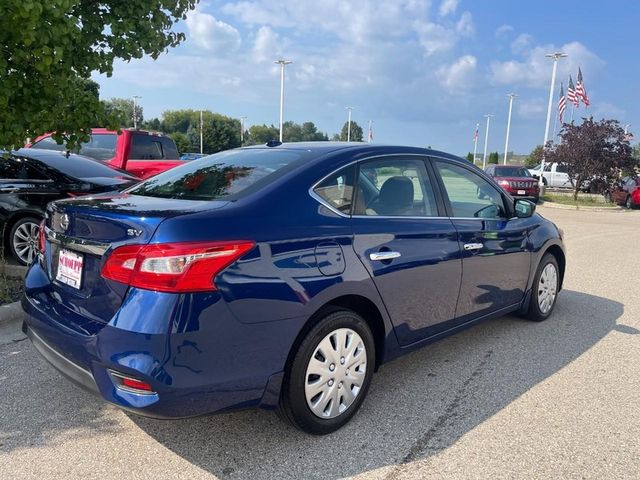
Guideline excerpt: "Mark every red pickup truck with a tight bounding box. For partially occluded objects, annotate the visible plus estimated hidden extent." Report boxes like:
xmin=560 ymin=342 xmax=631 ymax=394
xmin=28 ymin=128 xmax=184 ymax=179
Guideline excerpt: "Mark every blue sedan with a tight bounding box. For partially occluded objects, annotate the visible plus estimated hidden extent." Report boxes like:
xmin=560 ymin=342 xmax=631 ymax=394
xmin=22 ymin=142 xmax=565 ymax=434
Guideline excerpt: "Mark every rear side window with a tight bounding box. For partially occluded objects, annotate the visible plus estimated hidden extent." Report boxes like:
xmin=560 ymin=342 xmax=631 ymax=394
xmin=130 ymin=135 xmax=178 ymax=160
xmin=0 ymin=158 xmax=48 ymax=180
xmin=31 ymin=134 xmax=117 ymax=161
xmin=354 ymin=158 xmax=438 ymax=217
xmin=22 ymin=153 xmax=131 ymax=180
xmin=129 ymin=149 xmax=311 ymax=200
xmin=313 ymin=166 xmax=356 ymax=214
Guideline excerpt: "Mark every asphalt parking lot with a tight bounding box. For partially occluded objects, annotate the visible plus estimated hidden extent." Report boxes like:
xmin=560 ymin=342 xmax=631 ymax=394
xmin=1 ymin=206 xmax=639 ymax=480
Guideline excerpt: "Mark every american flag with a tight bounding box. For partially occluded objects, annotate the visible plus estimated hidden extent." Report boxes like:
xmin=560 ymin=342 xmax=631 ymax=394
xmin=558 ymin=82 xmax=567 ymax=124
xmin=473 ymin=123 xmax=479 ymax=141
xmin=567 ymin=76 xmax=579 ymax=107
xmin=576 ymin=67 xmax=590 ymax=107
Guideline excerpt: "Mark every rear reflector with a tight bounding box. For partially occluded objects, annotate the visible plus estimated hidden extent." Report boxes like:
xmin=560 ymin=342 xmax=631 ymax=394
xmin=121 ymin=377 xmax=153 ymax=392
xmin=101 ymin=241 xmax=255 ymax=293
xmin=38 ymin=220 xmax=46 ymax=254
xmin=109 ymin=371 xmax=155 ymax=394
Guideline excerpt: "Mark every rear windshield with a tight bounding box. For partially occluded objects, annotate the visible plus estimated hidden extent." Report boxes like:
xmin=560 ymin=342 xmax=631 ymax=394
xmin=494 ymin=166 xmax=531 ymax=177
xmin=130 ymin=135 xmax=179 ymax=160
xmin=128 ymin=148 xmax=311 ymax=200
xmin=31 ymin=134 xmax=117 ymax=161
xmin=17 ymin=151 xmax=132 ymax=180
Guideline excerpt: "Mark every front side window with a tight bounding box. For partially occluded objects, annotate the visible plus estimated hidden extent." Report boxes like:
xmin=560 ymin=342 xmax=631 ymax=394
xmin=313 ymin=166 xmax=355 ymax=214
xmin=353 ymin=158 xmax=438 ymax=217
xmin=130 ymin=135 xmax=164 ymax=160
xmin=0 ymin=158 xmax=48 ymax=180
xmin=435 ymin=161 xmax=507 ymax=219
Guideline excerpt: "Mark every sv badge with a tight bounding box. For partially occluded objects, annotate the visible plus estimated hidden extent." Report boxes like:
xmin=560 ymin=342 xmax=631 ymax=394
xmin=127 ymin=228 xmax=143 ymax=237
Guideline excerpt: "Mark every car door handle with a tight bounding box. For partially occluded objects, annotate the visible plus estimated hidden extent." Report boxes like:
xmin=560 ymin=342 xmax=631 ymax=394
xmin=369 ymin=251 xmax=401 ymax=261
xmin=463 ymin=243 xmax=484 ymax=251
xmin=0 ymin=187 xmax=17 ymax=193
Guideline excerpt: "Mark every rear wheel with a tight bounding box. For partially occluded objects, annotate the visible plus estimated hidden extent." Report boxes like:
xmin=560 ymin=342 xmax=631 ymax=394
xmin=9 ymin=217 xmax=41 ymax=265
xmin=278 ymin=309 xmax=375 ymax=435
xmin=626 ymin=195 xmax=633 ymax=209
xmin=525 ymin=253 xmax=559 ymax=322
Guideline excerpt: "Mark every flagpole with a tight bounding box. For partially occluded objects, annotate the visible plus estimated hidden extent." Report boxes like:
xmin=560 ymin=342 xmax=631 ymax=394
xmin=482 ymin=114 xmax=493 ymax=170
xmin=473 ymin=123 xmax=479 ymax=164
xmin=368 ymin=120 xmax=372 ymax=143
xmin=541 ymin=52 xmax=567 ymax=187
xmin=570 ymin=104 xmax=575 ymax=123
xmin=503 ymin=94 xmax=517 ymax=164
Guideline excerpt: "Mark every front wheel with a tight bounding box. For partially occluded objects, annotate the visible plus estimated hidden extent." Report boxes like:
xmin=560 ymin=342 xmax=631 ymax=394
xmin=278 ymin=309 xmax=375 ymax=435
xmin=626 ymin=195 xmax=633 ymax=209
xmin=525 ymin=253 xmax=560 ymax=322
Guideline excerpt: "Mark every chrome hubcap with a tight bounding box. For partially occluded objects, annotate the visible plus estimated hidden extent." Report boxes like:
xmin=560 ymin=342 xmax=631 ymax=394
xmin=13 ymin=221 xmax=40 ymax=264
xmin=305 ymin=328 xmax=367 ymax=419
xmin=538 ymin=263 xmax=558 ymax=314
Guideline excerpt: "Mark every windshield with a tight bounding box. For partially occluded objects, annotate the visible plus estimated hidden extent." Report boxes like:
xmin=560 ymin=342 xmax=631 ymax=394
xmin=494 ymin=166 xmax=531 ymax=177
xmin=128 ymin=148 xmax=311 ymax=200
xmin=31 ymin=134 xmax=117 ymax=161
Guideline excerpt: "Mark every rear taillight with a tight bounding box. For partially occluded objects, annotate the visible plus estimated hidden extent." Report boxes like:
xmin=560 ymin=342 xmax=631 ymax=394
xmin=101 ymin=241 xmax=255 ymax=293
xmin=38 ymin=220 xmax=46 ymax=254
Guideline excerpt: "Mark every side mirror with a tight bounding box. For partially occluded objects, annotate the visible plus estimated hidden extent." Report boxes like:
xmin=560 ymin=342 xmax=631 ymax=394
xmin=514 ymin=199 xmax=535 ymax=218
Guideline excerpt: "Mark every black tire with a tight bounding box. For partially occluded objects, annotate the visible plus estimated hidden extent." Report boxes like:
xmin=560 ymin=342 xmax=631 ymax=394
xmin=603 ymin=191 xmax=612 ymax=204
xmin=525 ymin=253 xmax=560 ymax=322
xmin=277 ymin=308 xmax=375 ymax=435
xmin=626 ymin=196 xmax=632 ymax=209
xmin=542 ymin=177 xmax=548 ymax=186
xmin=9 ymin=216 xmax=41 ymax=265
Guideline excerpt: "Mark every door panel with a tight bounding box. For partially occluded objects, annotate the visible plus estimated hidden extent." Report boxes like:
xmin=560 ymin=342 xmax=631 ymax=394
xmin=433 ymin=160 xmax=530 ymax=320
xmin=350 ymin=156 xmax=462 ymax=346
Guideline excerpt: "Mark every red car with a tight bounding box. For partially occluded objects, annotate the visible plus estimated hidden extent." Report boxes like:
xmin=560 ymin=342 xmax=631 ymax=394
xmin=485 ymin=164 xmax=540 ymax=203
xmin=27 ymin=128 xmax=183 ymax=179
xmin=607 ymin=176 xmax=640 ymax=208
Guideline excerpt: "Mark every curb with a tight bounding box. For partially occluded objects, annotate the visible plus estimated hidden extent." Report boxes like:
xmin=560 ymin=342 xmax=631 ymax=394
xmin=0 ymin=263 xmax=28 ymax=279
xmin=0 ymin=300 xmax=24 ymax=328
xmin=537 ymin=201 xmax=627 ymax=212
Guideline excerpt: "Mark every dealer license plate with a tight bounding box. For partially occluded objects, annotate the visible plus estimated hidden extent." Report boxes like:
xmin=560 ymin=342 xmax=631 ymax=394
xmin=56 ymin=248 xmax=84 ymax=289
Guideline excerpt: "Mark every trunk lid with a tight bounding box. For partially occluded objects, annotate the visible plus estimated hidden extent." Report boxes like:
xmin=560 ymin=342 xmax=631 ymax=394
xmin=43 ymin=193 xmax=228 ymax=324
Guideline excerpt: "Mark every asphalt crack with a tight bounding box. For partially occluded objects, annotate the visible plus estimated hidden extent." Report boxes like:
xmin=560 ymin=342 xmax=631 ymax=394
xmin=385 ymin=349 xmax=494 ymax=479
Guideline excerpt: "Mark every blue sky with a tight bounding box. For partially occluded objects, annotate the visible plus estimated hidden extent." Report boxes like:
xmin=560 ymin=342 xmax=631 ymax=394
xmin=95 ymin=0 xmax=639 ymax=155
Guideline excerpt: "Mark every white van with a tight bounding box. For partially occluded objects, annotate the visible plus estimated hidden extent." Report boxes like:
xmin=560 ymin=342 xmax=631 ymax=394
xmin=528 ymin=162 xmax=572 ymax=188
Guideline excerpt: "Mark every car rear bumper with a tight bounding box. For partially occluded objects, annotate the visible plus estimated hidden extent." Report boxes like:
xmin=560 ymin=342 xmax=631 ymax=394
xmin=21 ymin=261 xmax=302 ymax=418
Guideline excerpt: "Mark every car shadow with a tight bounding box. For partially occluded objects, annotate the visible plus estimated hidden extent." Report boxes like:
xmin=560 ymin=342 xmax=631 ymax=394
xmin=127 ymin=289 xmax=622 ymax=479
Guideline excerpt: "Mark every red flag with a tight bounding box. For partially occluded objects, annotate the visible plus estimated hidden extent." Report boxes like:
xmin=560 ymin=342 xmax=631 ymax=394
xmin=567 ymin=76 xmax=579 ymax=107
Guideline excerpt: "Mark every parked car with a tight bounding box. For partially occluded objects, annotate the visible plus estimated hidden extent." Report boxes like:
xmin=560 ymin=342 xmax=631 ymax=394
xmin=179 ymin=152 xmax=207 ymax=161
xmin=22 ymin=143 xmax=565 ymax=434
xmin=606 ymin=176 xmax=640 ymax=208
xmin=27 ymin=128 xmax=182 ymax=179
xmin=528 ymin=162 xmax=572 ymax=188
xmin=485 ymin=164 xmax=540 ymax=202
xmin=0 ymin=149 xmax=139 ymax=265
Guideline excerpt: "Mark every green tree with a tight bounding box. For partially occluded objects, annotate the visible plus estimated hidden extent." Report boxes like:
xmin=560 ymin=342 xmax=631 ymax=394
xmin=466 ymin=153 xmax=474 ymax=163
xmin=185 ymin=112 xmax=241 ymax=154
xmin=245 ymin=124 xmax=280 ymax=145
xmin=170 ymin=132 xmax=192 ymax=154
xmin=0 ymin=0 xmax=196 ymax=150
xmin=103 ymin=98 xmax=143 ymax=128
xmin=489 ymin=151 xmax=499 ymax=164
xmin=143 ymin=118 xmax=162 ymax=131
xmin=282 ymin=121 xmax=329 ymax=142
xmin=338 ymin=121 xmax=364 ymax=142
xmin=547 ymin=118 xmax=636 ymax=200
xmin=525 ymin=145 xmax=544 ymax=168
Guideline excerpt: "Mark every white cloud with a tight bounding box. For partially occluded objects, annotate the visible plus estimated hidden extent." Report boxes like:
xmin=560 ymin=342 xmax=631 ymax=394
xmin=252 ymin=26 xmax=282 ymax=63
xmin=437 ymin=55 xmax=477 ymax=92
xmin=495 ymin=24 xmax=514 ymax=39
xmin=517 ymin=99 xmax=546 ymax=119
xmin=185 ymin=9 xmax=241 ymax=53
xmin=510 ymin=33 xmax=533 ymax=54
xmin=414 ymin=21 xmax=457 ymax=55
xmin=592 ymin=102 xmax=625 ymax=119
xmin=439 ymin=0 xmax=459 ymax=16
xmin=490 ymin=41 xmax=604 ymax=88
xmin=456 ymin=11 xmax=474 ymax=36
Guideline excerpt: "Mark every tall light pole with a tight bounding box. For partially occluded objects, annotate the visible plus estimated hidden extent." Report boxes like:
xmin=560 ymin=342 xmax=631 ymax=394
xmin=199 ymin=110 xmax=203 ymax=154
xmin=346 ymin=106 xmax=353 ymax=142
xmin=240 ymin=116 xmax=247 ymax=143
xmin=503 ymin=93 xmax=517 ymax=164
xmin=132 ymin=95 xmax=142 ymax=129
xmin=482 ymin=114 xmax=493 ymax=170
xmin=473 ymin=123 xmax=479 ymax=165
xmin=541 ymin=52 xmax=567 ymax=185
xmin=275 ymin=59 xmax=292 ymax=142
